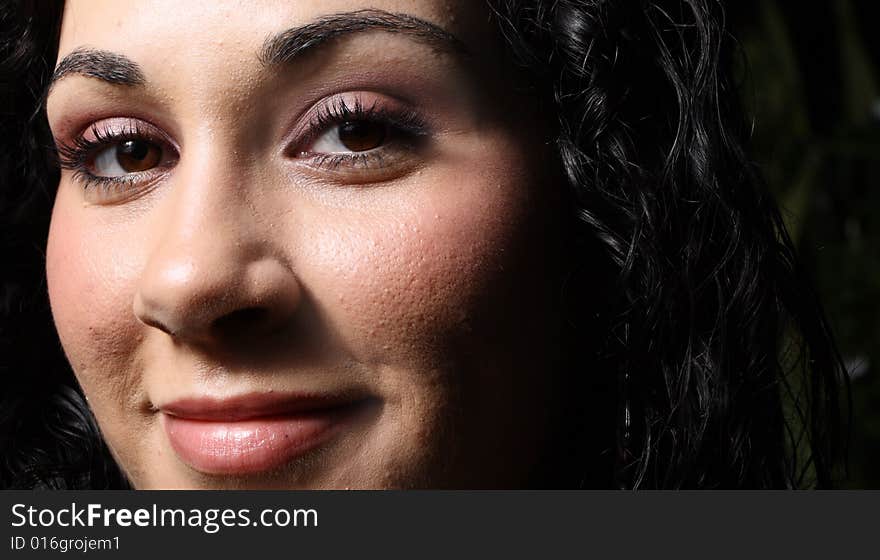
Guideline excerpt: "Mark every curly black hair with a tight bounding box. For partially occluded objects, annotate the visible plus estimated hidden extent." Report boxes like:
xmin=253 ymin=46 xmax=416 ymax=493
xmin=0 ymin=0 xmax=848 ymax=489
xmin=0 ymin=0 xmax=125 ymax=489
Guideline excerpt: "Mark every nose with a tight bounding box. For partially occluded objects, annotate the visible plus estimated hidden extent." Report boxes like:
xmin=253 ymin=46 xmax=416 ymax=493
xmin=134 ymin=256 xmax=301 ymax=343
xmin=133 ymin=168 xmax=300 ymax=344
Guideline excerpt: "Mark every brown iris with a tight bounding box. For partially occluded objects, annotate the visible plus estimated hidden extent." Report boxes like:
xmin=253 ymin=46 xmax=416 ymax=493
xmin=338 ymin=121 xmax=386 ymax=152
xmin=115 ymin=140 xmax=161 ymax=172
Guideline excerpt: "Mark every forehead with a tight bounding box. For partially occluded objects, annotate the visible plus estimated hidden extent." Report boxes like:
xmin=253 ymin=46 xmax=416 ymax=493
xmin=57 ymin=0 xmax=488 ymax=60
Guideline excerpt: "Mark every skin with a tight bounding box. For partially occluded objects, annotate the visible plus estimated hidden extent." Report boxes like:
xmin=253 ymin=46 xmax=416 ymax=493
xmin=45 ymin=0 xmax=567 ymax=489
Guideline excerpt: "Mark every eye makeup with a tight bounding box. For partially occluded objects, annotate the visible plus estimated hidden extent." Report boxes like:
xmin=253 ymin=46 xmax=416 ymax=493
xmin=289 ymin=94 xmax=432 ymax=182
xmin=55 ymin=117 xmax=178 ymax=204
xmin=53 ymin=91 xmax=435 ymax=204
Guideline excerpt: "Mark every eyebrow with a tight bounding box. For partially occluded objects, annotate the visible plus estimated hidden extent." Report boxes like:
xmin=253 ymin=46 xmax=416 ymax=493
xmin=49 ymin=9 xmax=467 ymax=92
xmin=51 ymin=47 xmax=145 ymax=90
xmin=259 ymin=9 xmax=469 ymax=65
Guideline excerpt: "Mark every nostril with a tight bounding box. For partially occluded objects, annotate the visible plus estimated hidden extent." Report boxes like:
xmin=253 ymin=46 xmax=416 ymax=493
xmin=134 ymin=258 xmax=302 ymax=343
xmin=211 ymin=307 xmax=271 ymax=334
xmin=139 ymin=314 xmax=176 ymax=336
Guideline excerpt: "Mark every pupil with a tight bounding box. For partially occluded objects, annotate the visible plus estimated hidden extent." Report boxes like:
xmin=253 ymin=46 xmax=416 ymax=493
xmin=119 ymin=140 xmax=149 ymax=161
xmin=114 ymin=140 xmax=160 ymax=173
xmin=338 ymin=121 xmax=385 ymax=152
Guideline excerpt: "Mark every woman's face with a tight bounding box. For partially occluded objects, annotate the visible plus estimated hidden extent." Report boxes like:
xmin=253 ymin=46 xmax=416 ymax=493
xmin=45 ymin=0 xmax=565 ymax=488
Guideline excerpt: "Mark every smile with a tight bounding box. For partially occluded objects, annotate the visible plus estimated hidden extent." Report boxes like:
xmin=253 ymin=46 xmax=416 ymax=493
xmin=159 ymin=393 xmax=374 ymax=475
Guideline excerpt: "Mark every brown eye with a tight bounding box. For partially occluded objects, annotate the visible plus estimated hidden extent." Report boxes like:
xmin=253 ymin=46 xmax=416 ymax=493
xmin=92 ymin=139 xmax=162 ymax=176
xmin=337 ymin=121 xmax=387 ymax=152
xmin=116 ymin=140 xmax=161 ymax=171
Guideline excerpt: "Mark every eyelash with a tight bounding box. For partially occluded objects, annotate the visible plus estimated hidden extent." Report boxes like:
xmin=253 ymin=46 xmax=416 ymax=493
xmin=297 ymin=96 xmax=429 ymax=170
xmin=56 ymin=120 xmax=171 ymax=194
xmin=54 ymin=97 xmax=431 ymax=194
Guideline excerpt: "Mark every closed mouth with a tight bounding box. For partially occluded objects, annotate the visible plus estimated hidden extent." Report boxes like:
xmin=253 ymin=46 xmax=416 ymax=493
xmin=158 ymin=392 xmax=376 ymax=475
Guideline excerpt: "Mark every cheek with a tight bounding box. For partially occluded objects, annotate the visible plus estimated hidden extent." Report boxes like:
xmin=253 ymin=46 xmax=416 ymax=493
xmin=309 ymin=207 xmax=496 ymax=361
xmin=296 ymin=138 xmax=561 ymax=486
xmin=46 ymin=187 xmax=145 ymax=412
xmin=300 ymin=135 xmax=558 ymax=387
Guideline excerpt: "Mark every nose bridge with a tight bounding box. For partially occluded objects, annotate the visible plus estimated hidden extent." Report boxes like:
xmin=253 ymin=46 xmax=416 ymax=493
xmin=133 ymin=139 xmax=298 ymax=341
xmin=151 ymin=137 xmax=251 ymax=291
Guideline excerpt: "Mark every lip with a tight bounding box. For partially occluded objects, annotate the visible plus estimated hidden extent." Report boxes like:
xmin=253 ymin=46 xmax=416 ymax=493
xmin=159 ymin=392 xmax=371 ymax=475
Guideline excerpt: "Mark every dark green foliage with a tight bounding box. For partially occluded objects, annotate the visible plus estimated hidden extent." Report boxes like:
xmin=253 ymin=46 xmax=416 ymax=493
xmin=732 ymin=0 xmax=880 ymax=488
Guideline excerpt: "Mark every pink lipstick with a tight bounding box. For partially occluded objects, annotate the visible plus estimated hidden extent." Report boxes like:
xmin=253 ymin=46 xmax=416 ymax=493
xmin=160 ymin=393 xmax=369 ymax=475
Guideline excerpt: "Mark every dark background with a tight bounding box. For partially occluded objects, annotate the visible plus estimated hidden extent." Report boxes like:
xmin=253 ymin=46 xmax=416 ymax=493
xmin=729 ymin=0 xmax=879 ymax=487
